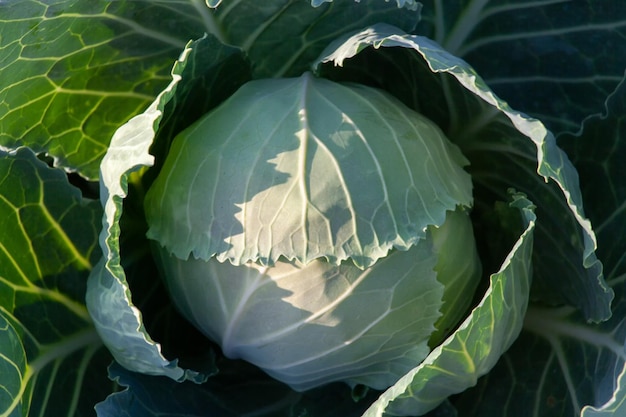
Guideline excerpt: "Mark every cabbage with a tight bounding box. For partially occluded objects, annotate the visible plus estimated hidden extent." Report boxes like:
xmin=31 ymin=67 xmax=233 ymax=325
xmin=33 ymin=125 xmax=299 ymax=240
xmin=4 ymin=2 xmax=621 ymax=416
xmin=144 ymin=73 xmax=481 ymax=391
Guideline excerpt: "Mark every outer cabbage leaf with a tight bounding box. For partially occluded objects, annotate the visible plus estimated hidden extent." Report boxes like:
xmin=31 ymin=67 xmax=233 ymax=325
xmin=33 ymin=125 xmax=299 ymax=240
xmin=567 ymin=77 xmax=626 ymax=416
xmin=0 ymin=0 xmax=207 ymax=179
xmin=85 ymin=34 xmax=248 ymax=383
xmin=560 ymin=79 xmax=626 ymax=297
xmin=416 ymin=1 xmax=626 ymax=135
xmin=458 ymin=289 xmax=626 ymax=417
xmin=448 ymin=76 xmax=626 ymax=417
xmin=582 ymin=361 xmax=626 ymax=417
xmin=0 ymin=147 xmax=107 ymax=417
xmin=363 ymin=193 xmax=535 ymax=416
xmin=95 ymin=362 xmax=302 ymax=417
xmin=96 ymin=361 xmax=375 ymax=417
xmin=313 ymin=23 xmax=612 ymax=322
xmin=204 ymin=0 xmax=420 ymax=78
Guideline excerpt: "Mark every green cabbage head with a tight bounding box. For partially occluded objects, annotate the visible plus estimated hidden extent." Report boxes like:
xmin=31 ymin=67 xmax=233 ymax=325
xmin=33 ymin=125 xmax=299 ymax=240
xmin=144 ymin=72 xmax=482 ymax=391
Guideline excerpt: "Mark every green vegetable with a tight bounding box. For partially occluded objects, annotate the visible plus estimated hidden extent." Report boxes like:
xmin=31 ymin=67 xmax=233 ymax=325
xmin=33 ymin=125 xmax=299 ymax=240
xmin=145 ymin=73 xmax=481 ymax=391
xmin=1 ymin=1 xmax=624 ymax=416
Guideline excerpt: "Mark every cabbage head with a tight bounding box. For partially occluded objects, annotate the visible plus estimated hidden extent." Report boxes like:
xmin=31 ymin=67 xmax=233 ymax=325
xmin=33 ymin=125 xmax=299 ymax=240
xmin=144 ymin=72 xmax=482 ymax=391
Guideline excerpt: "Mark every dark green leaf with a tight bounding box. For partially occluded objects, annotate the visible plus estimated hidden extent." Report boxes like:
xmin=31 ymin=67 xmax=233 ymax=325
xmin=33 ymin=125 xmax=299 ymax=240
xmin=96 ymin=361 xmax=374 ymax=417
xmin=453 ymin=287 xmax=626 ymax=417
xmin=560 ymin=78 xmax=626 ymax=287
xmin=0 ymin=147 xmax=108 ymax=417
xmin=86 ymin=33 xmax=248 ymax=383
xmin=450 ymin=75 xmax=626 ymax=417
xmin=0 ymin=0 xmax=206 ymax=179
xmin=209 ymin=0 xmax=420 ymax=78
xmin=416 ymin=1 xmax=626 ymax=134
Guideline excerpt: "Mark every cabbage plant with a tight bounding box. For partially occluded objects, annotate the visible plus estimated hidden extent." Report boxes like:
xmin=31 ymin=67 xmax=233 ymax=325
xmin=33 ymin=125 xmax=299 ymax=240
xmin=1 ymin=1 xmax=625 ymax=416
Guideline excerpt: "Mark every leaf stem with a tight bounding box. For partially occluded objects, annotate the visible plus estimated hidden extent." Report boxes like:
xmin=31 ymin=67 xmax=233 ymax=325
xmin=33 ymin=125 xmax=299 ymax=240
xmin=191 ymin=0 xmax=228 ymax=45
xmin=1 ymin=329 xmax=102 ymax=417
xmin=523 ymin=305 xmax=625 ymax=360
xmin=443 ymin=0 xmax=489 ymax=55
